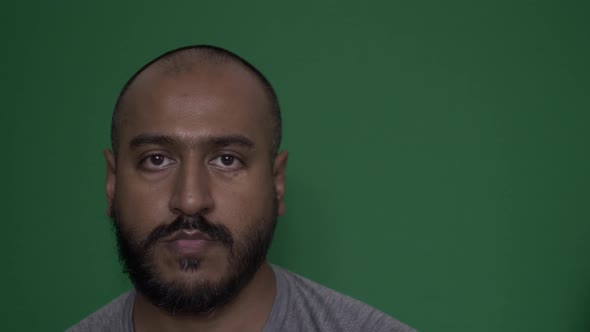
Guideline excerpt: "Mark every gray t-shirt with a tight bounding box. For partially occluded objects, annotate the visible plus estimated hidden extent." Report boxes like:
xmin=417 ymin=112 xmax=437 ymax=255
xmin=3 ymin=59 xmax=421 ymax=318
xmin=67 ymin=265 xmax=415 ymax=331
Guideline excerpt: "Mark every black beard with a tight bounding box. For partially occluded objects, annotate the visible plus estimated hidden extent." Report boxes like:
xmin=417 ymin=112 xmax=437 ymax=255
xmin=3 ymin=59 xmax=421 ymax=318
xmin=111 ymin=203 xmax=277 ymax=315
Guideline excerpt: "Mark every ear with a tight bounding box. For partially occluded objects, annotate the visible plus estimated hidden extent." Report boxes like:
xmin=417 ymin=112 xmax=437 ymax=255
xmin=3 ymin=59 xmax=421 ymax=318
xmin=104 ymin=149 xmax=117 ymax=217
xmin=273 ymin=150 xmax=288 ymax=216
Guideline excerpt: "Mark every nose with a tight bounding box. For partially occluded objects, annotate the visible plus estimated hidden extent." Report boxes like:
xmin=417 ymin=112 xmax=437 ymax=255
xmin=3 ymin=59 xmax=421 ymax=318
xmin=169 ymin=157 xmax=214 ymax=216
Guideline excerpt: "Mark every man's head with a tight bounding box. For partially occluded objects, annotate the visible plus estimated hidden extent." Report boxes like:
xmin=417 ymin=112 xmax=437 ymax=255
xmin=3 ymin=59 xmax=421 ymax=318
xmin=111 ymin=45 xmax=282 ymax=158
xmin=104 ymin=45 xmax=287 ymax=314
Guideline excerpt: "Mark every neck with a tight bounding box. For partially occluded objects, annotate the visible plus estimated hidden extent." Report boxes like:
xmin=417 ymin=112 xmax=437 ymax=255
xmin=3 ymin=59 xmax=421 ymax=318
xmin=132 ymin=262 xmax=276 ymax=332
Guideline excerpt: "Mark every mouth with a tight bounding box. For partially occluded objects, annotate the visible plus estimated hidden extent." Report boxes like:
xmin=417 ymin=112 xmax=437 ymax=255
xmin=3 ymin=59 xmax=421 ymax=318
xmin=164 ymin=229 xmax=215 ymax=242
xmin=163 ymin=230 xmax=215 ymax=254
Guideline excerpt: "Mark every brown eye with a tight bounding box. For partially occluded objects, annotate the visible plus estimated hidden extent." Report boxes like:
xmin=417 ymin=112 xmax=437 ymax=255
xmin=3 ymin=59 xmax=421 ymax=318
xmin=210 ymin=154 xmax=244 ymax=171
xmin=140 ymin=154 xmax=176 ymax=171
xmin=220 ymin=155 xmax=235 ymax=166
xmin=150 ymin=155 xmax=165 ymax=166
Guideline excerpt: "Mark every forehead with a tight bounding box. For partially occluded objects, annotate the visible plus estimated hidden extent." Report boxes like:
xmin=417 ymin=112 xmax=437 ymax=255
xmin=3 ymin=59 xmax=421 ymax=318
xmin=118 ymin=62 xmax=273 ymax=151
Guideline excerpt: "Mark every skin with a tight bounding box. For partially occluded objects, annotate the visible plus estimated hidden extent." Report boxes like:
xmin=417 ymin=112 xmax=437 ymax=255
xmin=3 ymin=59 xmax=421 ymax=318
xmin=104 ymin=60 xmax=288 ymax=332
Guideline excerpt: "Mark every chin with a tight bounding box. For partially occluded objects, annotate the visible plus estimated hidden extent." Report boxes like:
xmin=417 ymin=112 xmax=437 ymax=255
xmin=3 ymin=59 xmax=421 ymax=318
xmin=155 ymin=255 xmax=226 ymax=283
xmin=144 ymin=262 xmax=245 ymax=314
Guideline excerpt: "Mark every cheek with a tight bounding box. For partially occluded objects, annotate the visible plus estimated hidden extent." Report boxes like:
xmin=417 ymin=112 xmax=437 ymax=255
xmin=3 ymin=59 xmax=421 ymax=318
xmin=212 ymin=172 xmax=275 ymax=228
xmin=114 ymin=171 xmax=172 ymax=237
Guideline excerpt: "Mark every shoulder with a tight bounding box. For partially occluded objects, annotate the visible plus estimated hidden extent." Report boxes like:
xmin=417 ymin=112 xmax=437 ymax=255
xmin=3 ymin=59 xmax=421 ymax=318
xmin=267 ymin=265 xmax=416 ymax=332
xmin=65 ymin=290 xmax=135 ymax=332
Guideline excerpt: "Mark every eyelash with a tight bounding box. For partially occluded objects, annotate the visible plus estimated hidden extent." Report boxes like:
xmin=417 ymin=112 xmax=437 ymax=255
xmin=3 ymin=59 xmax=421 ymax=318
xmin=139 ymin=154 xmax=176 ymax=171
xmin=209 ymin=154 xmax=245 ymax=171
xmin=138 ymin=153 xmax=245 ymax=172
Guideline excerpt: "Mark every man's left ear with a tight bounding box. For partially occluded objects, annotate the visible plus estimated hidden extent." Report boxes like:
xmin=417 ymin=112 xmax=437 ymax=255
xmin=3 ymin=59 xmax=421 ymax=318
xmin=273 ymin=151 xmax=288 ymax=216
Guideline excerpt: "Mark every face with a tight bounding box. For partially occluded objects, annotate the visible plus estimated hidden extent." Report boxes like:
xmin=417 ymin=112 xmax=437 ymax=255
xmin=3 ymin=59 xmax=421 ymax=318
xmin=105 ymin=62 xmax=287 ymax=313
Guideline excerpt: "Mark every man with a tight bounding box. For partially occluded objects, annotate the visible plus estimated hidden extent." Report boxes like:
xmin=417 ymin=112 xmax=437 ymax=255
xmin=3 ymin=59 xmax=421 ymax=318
xmin=68 ymin=45 xmax=415 ymax=332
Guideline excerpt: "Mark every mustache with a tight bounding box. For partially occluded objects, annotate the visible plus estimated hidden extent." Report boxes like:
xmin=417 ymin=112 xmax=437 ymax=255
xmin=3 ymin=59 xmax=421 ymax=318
xmin=139 ymin=214 xmax=234 ymax=250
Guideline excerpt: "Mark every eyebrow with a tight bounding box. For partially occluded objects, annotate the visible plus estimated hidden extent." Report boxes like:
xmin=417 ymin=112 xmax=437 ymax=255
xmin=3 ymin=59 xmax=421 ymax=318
xmin=129 ymin=134 xmax=255 ymax=150
xmin=209 ymin=135 xmax=255 ymax=149
xmin=129 ymin=134 xmax=176 ymax=148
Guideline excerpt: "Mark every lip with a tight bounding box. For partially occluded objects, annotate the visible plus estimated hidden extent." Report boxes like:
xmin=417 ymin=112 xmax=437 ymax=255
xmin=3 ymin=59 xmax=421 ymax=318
xmin=164 ymin=230 xmax=214 ymax=254
xmin=164 ymin=229 xmax=214 ymax=242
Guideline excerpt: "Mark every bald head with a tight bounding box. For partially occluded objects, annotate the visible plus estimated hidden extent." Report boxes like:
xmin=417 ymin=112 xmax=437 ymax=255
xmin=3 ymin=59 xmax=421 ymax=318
xmin=111 ymin=45 xmax=281 ymax=157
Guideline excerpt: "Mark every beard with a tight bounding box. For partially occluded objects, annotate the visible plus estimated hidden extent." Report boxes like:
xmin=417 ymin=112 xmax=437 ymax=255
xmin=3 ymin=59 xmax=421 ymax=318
xmin=111 ymin=199 xmax=278 ymax=315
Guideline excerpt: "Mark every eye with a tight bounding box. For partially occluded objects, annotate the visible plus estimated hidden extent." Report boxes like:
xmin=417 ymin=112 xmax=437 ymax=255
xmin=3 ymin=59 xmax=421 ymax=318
xmin=140 ymin=154 xmax=176 ymax=171
xmin=209 ymin=154 xmax=244 ymax=171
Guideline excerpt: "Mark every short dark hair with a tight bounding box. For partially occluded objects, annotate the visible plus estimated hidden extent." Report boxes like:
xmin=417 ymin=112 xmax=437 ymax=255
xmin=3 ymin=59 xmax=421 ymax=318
xmin=111 ymin=45 xmax=281 ymax=157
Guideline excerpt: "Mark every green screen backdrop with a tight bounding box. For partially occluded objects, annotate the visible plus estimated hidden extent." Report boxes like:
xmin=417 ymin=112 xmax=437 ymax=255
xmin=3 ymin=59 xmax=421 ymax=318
xmin=3 ymin=1 xmax=589 ymax=331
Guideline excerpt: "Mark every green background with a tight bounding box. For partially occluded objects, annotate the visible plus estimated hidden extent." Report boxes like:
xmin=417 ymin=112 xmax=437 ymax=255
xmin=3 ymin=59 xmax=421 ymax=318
xmin=3 ymin=1 xmax=589 ymax=331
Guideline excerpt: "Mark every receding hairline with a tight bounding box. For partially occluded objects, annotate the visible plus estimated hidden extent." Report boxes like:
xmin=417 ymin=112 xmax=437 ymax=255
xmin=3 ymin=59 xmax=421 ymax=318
xmin=111 ymin=45 xmax=282 ymax=157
